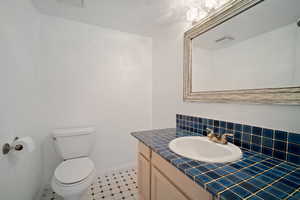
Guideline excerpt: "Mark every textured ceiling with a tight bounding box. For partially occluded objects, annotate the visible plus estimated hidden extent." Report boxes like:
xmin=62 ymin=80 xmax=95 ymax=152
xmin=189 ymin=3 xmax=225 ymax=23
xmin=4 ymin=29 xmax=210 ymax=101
xmin=33 ymin=0 xmax=193 ymax=36
xmin=193 ymin=0 xmax=300 ymax=49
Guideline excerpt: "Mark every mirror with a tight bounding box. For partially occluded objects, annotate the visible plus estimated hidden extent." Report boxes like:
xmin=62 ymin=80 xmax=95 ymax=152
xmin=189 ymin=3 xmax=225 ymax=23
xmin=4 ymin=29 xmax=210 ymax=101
xmin=184 ymin=0 xmax=300 ymax=104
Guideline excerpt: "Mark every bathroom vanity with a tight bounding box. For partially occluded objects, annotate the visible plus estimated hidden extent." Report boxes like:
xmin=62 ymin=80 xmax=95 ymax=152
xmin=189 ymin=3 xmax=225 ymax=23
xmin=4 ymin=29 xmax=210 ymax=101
xmin=137 ymin=141 xmax=212 ymax=200
xmin=132 ymin=126 xmax=300 ymax=200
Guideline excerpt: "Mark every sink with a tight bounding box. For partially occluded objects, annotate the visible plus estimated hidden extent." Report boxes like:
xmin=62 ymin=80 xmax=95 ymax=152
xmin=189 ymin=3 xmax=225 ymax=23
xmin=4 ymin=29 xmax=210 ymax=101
xmin=169 ymin=136 xmax=242 ymax=163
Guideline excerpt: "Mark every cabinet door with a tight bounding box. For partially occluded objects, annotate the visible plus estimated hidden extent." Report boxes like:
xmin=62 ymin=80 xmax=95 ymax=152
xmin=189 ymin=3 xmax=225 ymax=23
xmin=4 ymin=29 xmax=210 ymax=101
xmin=138 ymin=154 xmax=151 ymax=200
xmin=151 ymin=166 xmax=189 ymax=200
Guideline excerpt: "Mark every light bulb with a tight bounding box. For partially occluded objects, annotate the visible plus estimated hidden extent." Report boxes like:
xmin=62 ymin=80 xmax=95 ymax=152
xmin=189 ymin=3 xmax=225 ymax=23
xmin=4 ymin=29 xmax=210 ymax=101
xmin=186 ymin=0 xmax=231 ymax=23
xmin=186 ymin=7 xmax=199 ymax=22
xmin=205 ymin=0 xmax=219 ymax=10
xmin=198 ymin=7 xmax=208 ymax=20
xmin=215 ymin=0 xmax=230 ymax=9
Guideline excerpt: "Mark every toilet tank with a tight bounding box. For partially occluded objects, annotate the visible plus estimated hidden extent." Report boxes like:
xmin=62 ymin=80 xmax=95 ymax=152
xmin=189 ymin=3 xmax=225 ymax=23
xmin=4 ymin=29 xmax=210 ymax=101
xmin=52 ymin=127 xmax=95 ymax=160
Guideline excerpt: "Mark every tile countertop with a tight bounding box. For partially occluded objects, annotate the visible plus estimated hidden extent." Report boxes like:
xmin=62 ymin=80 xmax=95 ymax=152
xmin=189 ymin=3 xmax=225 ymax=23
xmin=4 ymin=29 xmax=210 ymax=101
xmin=131 ymin=128 xmax=300 ymax=200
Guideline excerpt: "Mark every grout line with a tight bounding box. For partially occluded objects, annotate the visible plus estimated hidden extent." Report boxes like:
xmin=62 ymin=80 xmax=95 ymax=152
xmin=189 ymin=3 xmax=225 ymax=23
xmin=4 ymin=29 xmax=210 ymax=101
xmin=244 ymin=167 xmax=299 ymax=200
xmin=285 ymin=187 xmax=300 ymax=200
xmin=216 ymin=159 xmax=289 ymax=200
xmin=213 ymin=157 xmax=270 ymax=194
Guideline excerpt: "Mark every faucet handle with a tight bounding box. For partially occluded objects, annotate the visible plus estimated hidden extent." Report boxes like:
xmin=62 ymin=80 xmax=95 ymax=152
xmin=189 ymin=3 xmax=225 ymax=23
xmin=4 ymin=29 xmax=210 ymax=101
xmin=206 ymin=128 xmax=215 ymax=139
xmin=222 ymin=133 xmax=234 ymax=137
xmin=221 ymin=133 xmax=234 ymax=144
xmin=206 ymin=128 xmax=213 ymax=134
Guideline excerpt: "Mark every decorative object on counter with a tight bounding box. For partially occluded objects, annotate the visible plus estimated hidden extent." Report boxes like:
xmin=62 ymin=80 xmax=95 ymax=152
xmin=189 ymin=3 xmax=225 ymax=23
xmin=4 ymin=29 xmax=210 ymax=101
xmin=2 ymin=136 xmax=35 ymax=155
xmin=176 ymin=114 xmax=300 ymax=165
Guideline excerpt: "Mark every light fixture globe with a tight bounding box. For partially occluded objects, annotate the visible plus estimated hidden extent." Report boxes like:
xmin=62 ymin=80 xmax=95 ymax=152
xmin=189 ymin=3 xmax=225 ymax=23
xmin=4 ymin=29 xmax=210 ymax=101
xmin=186 ymin=0 xmax=230 ymax=23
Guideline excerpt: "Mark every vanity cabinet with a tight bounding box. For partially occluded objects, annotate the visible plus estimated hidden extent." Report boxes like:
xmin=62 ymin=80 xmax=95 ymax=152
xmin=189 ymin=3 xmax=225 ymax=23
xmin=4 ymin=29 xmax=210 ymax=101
xmin=151 ymin=166 xmax=189 ymax=200
xmin=137 ymin=142 xmax=212 ymax=200
xmin=138 ymin=143 xmax=151 ymax=200
xmin=138 ymin=154 xmax=151 ymax=200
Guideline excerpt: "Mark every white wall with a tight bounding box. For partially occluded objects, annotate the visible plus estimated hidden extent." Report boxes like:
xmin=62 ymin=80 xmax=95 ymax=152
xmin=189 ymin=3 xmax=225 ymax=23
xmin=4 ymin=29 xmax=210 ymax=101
xmin=0 ymin=0 xmax=43 ymax=200
xmin=38 ymin=15 xmax=152 ymax=183
xmin=0 ymin=4 xmax=152 ymax=198
xmin=296 ymin=24 xmax=300 ymax=82
xmin=152 ymin=24 xmax=300 ymax=133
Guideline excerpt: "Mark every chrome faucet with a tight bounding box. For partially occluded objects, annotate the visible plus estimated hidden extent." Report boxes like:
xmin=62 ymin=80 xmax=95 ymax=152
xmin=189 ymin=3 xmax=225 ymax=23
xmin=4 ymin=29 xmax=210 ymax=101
xmin=206 ymin=128 xmax=233 ymax=145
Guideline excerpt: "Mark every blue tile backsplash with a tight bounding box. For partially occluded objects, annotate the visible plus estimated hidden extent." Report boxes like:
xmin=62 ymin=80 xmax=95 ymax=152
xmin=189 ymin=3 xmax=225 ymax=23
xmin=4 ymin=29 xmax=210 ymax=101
xmin=176 ymin=114 xmax=300 ymax=165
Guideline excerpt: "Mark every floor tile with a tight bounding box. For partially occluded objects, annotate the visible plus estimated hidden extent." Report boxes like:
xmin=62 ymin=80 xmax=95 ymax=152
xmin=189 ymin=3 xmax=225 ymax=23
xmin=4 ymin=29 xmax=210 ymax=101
xmin=40 ymin=167 xmax=138 ymax=200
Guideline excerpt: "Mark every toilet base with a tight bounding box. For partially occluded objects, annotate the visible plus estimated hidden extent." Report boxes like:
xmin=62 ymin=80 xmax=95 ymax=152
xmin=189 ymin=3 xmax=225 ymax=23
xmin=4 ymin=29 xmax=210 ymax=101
xmin=51 ymin=170 xmax=95 ymax=200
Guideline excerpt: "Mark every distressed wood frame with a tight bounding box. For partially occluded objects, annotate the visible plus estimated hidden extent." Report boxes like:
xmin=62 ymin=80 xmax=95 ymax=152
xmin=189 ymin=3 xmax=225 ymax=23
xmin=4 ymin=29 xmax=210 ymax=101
xmin=183 ymin=0 xmax=300 ymax=104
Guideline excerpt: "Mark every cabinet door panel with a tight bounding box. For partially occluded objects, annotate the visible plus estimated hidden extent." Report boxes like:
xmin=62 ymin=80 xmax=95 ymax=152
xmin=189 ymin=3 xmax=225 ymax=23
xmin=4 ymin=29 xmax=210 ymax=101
xmin=138 ymin=142 xmax=151 ymax=160
xmin=152 ymin=152 xmax=212 ymax=200
xmin=151 ymin=166 xmax=189 ymax=200
xmin=138 ymin=154 xmax=150 ymax=200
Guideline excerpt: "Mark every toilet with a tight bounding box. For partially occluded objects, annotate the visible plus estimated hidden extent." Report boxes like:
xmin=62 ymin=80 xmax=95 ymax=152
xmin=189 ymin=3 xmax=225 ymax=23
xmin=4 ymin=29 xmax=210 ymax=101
xmin=51 ymin=127 xmax=96 ymax=200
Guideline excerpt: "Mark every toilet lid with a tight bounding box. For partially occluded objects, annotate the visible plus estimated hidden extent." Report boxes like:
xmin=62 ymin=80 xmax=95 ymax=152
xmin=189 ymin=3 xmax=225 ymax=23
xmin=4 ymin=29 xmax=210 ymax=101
xmin=55 ymin=157 xmax=94 ymax=184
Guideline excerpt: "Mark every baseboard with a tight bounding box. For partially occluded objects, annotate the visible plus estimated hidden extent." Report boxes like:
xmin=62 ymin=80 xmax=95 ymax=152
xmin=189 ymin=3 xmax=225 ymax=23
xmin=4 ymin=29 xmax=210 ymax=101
xmin=34 ymin=183 xmax=49 ymax=200
xmin=96 ymin=162 xmax=137 ymax=176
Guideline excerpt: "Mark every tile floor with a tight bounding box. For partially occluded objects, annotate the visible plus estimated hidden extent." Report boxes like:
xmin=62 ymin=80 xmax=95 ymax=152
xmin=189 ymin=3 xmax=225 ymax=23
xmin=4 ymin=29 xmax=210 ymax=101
xmin=40 ymin=167 xmax=139 ymax=200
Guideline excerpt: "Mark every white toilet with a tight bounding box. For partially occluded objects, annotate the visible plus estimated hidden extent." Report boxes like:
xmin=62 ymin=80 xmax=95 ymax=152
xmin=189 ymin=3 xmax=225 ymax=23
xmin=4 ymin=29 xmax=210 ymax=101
xmin=51 ymin=127 xmax=96 ymax=200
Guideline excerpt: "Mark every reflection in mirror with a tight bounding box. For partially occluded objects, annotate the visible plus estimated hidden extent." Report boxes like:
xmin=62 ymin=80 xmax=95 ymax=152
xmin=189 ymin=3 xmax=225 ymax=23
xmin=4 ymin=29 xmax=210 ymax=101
xmin=191 ymin=0 xmax=300 ymax=92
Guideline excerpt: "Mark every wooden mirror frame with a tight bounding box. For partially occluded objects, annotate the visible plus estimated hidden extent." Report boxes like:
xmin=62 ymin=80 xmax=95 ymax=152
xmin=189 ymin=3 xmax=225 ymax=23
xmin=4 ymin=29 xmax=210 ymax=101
xmin=183 ymin=0 xmax=300 ymax=104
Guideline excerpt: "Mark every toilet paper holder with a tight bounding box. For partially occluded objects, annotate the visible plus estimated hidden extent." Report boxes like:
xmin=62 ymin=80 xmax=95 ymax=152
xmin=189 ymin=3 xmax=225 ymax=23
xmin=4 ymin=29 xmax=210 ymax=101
xmin=2 ymin=137 xmax=23 ymax=155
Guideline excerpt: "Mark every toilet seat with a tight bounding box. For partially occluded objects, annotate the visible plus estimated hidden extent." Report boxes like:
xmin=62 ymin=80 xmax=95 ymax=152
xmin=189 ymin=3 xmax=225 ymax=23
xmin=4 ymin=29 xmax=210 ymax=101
xmin=51 ymin=167 xmax=95 ymax=200
xmin=54 ymin=157 xmax=95 ymax=184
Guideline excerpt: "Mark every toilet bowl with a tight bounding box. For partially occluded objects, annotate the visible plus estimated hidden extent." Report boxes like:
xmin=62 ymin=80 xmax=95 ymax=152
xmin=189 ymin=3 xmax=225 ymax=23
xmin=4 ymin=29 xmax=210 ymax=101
xmin=51 ymin=127 xmax=96 ymax=200
xmin=51 ymin=157 xmax=95 ymax=200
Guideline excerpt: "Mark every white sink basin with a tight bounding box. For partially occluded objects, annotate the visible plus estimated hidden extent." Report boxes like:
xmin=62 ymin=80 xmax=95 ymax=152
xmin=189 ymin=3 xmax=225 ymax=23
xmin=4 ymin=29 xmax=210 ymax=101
xmin=169 ymin=136 xmax=242 ymax=163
